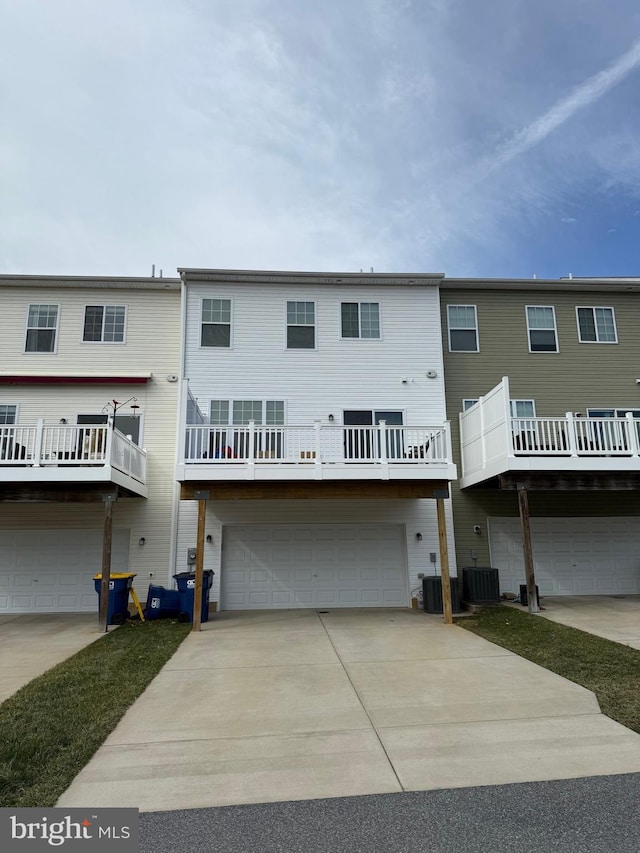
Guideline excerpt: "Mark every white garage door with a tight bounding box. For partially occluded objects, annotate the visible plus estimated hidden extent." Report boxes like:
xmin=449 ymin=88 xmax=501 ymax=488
xmin=222 ymin=524 xmax=408 ymax=610
xmin=489 ymin=517 xmax=640 ymax=595
xmin=0 ymin=529 xmax=131 ymax=613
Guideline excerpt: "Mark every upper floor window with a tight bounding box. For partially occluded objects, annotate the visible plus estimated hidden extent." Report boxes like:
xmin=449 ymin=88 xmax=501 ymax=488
xmin=526 ymin=306 xmax=557 ymax=352
xmin=447 ymin=305 xmax=478 ymax=352
xmin=210 ymin=399 xmax=285 ymax=425
xmin=83 ymin=305 xmax=126 ymax=343
xmin=25 ymin=304 xmax=59 ymax=353
xmin=287 ymin=301 xmax=315 ymax=349
xmin=462 ymin=399 xmax=479 ymax=411
xmin=510 ymin=400 xmax=536 ymax=417
xmin=576 ymin=307 xmax=617 ymax=343
xmin=341 ymin=302 xmax=380 ymax=339
xmin=201 ymin=298 xmax=231 ymax=347
xmin=0 ymin=404 xmax=17 ymax=424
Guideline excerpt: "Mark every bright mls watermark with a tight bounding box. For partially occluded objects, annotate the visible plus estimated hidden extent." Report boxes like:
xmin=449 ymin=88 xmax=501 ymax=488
xmin=1 ymin=809 xmax=138 ymax=851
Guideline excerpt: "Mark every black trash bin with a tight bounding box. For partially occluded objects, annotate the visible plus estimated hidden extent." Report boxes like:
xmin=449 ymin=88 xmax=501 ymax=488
xmin=422 ymin=576 xmax=461 ymax=614
xmin=173 ymin=571 xmax=215 ymax=623
xmin=94 ymin=572 xmax=136 ymax=625
xmin=519 ymin=584 xmax=540 ymax=606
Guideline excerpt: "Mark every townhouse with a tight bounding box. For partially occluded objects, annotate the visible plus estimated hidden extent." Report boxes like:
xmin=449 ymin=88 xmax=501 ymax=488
xmin=440 ymin=277 xmax=640 ymax=599
xmin=0 ymin=274 xmax=181 ymax=613
xmin=175 ymin=268 xmax=457 ymax=611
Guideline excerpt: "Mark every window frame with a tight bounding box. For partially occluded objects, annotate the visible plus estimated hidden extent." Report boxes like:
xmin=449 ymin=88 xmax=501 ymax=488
xmin=24 ymin=303 xmax=60 ymax=354
xmin=340 ymin=302 xmax=381 ymax=340
xmin=209 ymin=399 xmax=287 ymax=426
xmin=82 ymin=304 xmax=127 ymax=344
xmin=200 ymin=297 xmax=233 ymax=349
xmin=286 ymin=300 xmax=316 ymax=350
xmin=526 ymin=305 xmax=558 ymax=353
xmin=0 ymin=404 xmax=18 ymax=425
xmin=576 ymin=306 xmax=618 ymax=344
xmin=447 ymin=305 xmax=479 ymax=352
xmin=510 ymin=399 xmax=536 ymax=418
xmin=462 ymin=399 xmax=479 ymax=412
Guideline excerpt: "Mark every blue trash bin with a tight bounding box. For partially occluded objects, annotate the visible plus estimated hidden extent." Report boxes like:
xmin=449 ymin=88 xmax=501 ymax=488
xmin=94 ymin=573 xmax=135 ymax=625
xmin=173 ymin=571 xmax=214 ymax=623
xmin=144 ymin=585 xmax=182 ymax=620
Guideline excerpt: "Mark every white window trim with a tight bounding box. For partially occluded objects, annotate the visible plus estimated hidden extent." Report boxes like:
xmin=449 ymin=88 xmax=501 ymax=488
xmin=339 ymin=301 xmax=383 ymax=341
xmin=447 ymin=305 xmax=479 ymax=353
xmin=285 ymin=300 xmax=317 ymax=351
xmin=24 ymin=303 xmax=60 ymax=355
xmin=575 ymin=306 xmax=618 ymax=344
xmin=586 ymin=408 xmax=640 ymax=418
xmin=209 ymin=399 xmax=288 ymax=425
xmin=462 ymin=399 xmax=479 ymax=411
xmin=510 ymin=399 xmax=536 ymax=417
xmin=525 ymin=305 xmax=558 ymax=353
xmin=0 ymin=403 xmax=19 ymax=425
xmin=200 ymin=296 xmax=233 ymax=350
xmin=81 ymin=304 xmax=128 ymax=345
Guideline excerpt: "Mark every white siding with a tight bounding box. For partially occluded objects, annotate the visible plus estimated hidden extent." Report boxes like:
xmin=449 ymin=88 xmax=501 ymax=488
xmin=0 ymin=283 xmax=182 ymax=604
xmin=183 ymin=282 xmax=447 ymax=427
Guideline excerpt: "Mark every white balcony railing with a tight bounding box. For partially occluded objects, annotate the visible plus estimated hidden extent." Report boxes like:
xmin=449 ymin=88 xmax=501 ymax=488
xmin=184 ymin=421 xmax=451 ymax=466
xmin=460 ymin=377 xmax=640 ymax=486
xmin=0 ymin=421 xmax=146 ymax=485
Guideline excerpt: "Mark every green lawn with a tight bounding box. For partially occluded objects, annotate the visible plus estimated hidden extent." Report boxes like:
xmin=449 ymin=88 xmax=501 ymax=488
xmin=0 ymin=619 xmax=191 ymax=808
xmin=457 ymin=606 xmax=640 ymax=734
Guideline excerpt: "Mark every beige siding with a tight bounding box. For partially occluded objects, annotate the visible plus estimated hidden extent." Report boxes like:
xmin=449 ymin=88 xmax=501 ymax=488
xmin=0 ymin=283 xmax=182 ymax=602
xmin=441 ymin=285 xmax=640 ymax=571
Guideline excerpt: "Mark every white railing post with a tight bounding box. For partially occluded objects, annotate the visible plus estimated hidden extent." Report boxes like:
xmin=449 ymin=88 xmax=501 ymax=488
xmin=626 ymin=412 xmax=639 ymax=457
xmin=565 ymin=412 xmax=578 ymax=457
xmin=247 ymin=420 xmax=256 ymax=465
xmin=178 ymin=381 xmax=189 ymax=463
xmin=106 ymin=425 xmax=115 ymax=468
xmin=502 ymin=376 xmax=513 ymax=457
xmin=378 ymin=420 xmax=387 ymax=464
xmin=444 ymin=420 xmax=452 ymax=463
xmin=313 ymin=421 xmax=322 ymax=465
xmin=33 ymin=418 xmax=44 ymax=467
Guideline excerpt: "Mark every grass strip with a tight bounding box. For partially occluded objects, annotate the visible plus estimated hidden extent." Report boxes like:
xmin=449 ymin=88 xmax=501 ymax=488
xmin=457 ymin=606 xmax=640 ymax=734
xmin=0 ymin=619 xmax=191 ymax=808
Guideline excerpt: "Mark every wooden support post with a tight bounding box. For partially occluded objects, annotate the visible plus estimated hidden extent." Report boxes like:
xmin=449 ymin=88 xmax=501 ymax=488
xmin=436 ymin=495 xmax=453 ymax=625
xmin=192 ymin=498 xmax=207 ymax=632
xmin=98 ymin=494 xmax=115 ymax=634
xmin=517 ymin=485 xmax=539 ymax=614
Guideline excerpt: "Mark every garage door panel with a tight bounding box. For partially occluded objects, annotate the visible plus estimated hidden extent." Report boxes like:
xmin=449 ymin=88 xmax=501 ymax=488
xmin=0 ymin=529 xmax=130 ymax=613
xmin=222 ymin=524 xmax=407 ymax=610
xmin=489 ymin=517 xmax=640 ymax=596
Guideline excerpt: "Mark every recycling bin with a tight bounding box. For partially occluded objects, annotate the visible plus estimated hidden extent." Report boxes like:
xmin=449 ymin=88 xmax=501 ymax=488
xmin=173 ymin=571 xmax=215 ymax=623
xmin=144 ymin=585 xmax=182 ymax=620
xmin=93 ymin=572 xmax=136 ymax=625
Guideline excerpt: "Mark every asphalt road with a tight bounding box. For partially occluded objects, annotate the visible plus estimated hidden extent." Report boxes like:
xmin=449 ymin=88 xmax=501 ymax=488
xmin=140 ymin=772 xmax=640 ymax=853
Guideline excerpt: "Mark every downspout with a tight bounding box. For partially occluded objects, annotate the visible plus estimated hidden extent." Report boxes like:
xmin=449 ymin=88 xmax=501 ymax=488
xmin=167 ymin=273 xmax=188 ymax=582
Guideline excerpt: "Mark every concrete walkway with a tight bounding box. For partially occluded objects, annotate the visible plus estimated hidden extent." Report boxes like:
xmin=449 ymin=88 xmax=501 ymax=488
xmin=57 ymin=608 xmax=640 ymax=812
xmin=0 ymin=613 xmax=102 ymax=704
xmin=535 ymin=595 xmax=640 ymax=649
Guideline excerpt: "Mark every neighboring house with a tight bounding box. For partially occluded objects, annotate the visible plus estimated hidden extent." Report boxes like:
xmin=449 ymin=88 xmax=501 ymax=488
xmin=175 ymin=268 xmax=457 ymax=611
xmin=0 ymin=274 xmax=181 ymax=613
xmin=440 ymin=276 xmax=640 ymax=598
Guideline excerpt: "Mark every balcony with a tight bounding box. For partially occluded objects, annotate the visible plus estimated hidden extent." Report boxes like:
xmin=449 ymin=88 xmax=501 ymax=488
xmin=0 ymin=421 xmax=147 ymax=497
xmin=177 ymin=420 xmax=457 ymax=483
xmin=460 ymin=377 xmax=640 ymax=488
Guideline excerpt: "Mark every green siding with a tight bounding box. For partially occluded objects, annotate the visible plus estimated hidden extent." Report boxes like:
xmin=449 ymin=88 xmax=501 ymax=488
xmin=440 ymin=285 xmax=640 ymax=572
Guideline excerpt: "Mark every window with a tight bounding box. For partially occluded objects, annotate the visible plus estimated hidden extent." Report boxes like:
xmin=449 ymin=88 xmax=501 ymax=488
xmin=0 ymin=405 xmax=17 ymax=425
xmin=287 ymin=301 xmax=315 ymax=349
xmin=447 ymin=305 xmax=478 ymax=352
xmin=201 ymin=299 xmax=231 ymax=347
xmin=208 ymin=399 xmax=285 ymax=459
xmin=587 ymin=408 xmax=640 ymax=418
xmin=209 ymin=400 xmax=285 ymax=426
xmin=462 ymin=399 xmax=479 ymax=411
xmin=577 ymin=307 xmax=617 ymax=343
xmin=341 ymin=302 xmax=380 ymax=338
xmin=526 ymin=306 xmax=558 ymax=352
xmin=83 ymin=305 xmax=126 ymax=343
xmin=510 ymin=400 xmax=536 ymax=417
xmin=25 ymin=304 xmax=58 ymax=352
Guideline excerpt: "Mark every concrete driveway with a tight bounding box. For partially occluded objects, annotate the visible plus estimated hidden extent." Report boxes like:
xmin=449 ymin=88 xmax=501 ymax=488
xmin=0 ymin=613 xmax=102 ymax=704
xmin=56 ymin=607 xmax=640 ymax=811
xmin=534 ymin=595 xmax=640 ymax=649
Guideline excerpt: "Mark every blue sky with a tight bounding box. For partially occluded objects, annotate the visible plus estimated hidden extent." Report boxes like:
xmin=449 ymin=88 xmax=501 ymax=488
xmin=1 ymin=0 xmax=639 ymax=278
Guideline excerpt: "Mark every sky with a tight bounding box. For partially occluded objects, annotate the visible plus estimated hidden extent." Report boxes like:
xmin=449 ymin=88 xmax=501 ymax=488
xmin=1 ymin=0 xmax=640 ymax=279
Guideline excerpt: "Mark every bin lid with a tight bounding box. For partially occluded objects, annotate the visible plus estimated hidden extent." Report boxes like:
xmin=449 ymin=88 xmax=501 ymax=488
xmin=93 ymin=572 xmax=137 ymax=580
